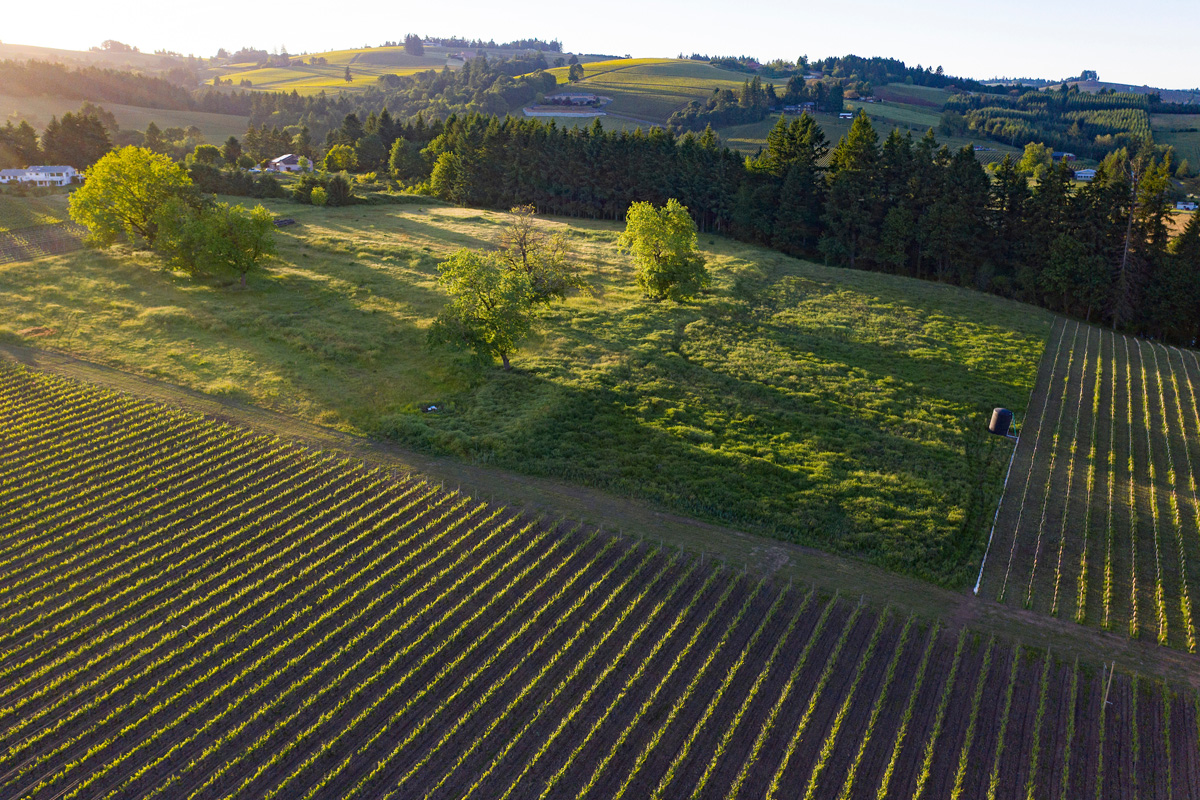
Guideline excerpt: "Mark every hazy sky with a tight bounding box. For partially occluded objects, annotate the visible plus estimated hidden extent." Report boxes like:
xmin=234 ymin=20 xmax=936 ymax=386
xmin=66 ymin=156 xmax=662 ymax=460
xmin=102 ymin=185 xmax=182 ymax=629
xmin=7 ymin=0 xmax=1197 ymax=90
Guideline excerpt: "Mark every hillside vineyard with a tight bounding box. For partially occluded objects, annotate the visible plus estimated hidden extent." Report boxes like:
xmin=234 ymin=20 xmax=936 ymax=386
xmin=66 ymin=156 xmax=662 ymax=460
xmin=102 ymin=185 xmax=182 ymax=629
xmin=1 ymin=361 xmax=1196 ymax=798
xmin=980 ymin=317 xmax=1200 ymax=652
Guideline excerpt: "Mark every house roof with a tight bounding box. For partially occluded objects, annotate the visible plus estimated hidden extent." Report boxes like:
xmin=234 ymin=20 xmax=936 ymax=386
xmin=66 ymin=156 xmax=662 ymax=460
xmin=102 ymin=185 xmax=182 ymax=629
xmin=26 ymin=165 xmax=75 ymax=172
xmin=270 ymin=154 xmax=299 ymax=164
xmin=0 ymin=169 xmax=25 ymax=177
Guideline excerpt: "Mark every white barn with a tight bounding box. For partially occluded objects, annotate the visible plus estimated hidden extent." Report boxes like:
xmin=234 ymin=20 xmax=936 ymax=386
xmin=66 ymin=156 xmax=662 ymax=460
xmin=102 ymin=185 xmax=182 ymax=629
xmin=1073 ymin=168 xmax=1096 ymax=182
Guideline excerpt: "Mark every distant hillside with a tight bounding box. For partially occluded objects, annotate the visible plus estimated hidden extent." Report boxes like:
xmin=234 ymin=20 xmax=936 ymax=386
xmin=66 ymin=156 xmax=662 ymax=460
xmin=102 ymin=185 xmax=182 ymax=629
xmin=0 ymin=41 xmax=197 ymax=72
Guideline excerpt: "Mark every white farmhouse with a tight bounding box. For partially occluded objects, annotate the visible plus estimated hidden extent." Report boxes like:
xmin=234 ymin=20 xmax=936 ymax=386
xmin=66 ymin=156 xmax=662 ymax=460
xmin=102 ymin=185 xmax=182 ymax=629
xmin=0 ymin=166 xmax=78 ymax=186
xmin=267 ymin=154 xmax=311 ymax=173
xmin=1073 ymin=168 xmax=1096 ymax=182
xmin=1178 ymin=200 xmax=1198 ymax=211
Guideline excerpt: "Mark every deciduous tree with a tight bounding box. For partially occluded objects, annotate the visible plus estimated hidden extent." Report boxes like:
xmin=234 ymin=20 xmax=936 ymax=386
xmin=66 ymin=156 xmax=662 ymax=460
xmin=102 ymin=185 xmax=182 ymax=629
xmin=428 ymin=249 xmax=536 ymax=369
xmin=69 ymin=145 xmax=195 ymax=247
xmin=619 ymin=199 xmax=708 ymax=301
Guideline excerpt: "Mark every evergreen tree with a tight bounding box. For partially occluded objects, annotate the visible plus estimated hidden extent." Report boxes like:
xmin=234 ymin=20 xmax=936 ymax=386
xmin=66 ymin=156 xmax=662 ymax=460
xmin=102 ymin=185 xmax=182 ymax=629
xmin=0 ymin=120 xmax=40 ymax=167
xmin=221 ymin=135 xmax=242 ymax=166
xmin=820 ymin=112 xmax=879 ymax=268
xmin=40 ymin=112 xmax=111 ymax=169
xmin=142 ymin=121 xmax=165 ymax=153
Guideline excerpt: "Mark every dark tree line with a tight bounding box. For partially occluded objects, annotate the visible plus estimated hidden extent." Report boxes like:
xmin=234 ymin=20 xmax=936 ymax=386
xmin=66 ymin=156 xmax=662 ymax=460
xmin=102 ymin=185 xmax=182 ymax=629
xmin=410 ymin=111 xmax=1199 ymax=344
xmin=0 ymin=111 xmax=111 ymax=169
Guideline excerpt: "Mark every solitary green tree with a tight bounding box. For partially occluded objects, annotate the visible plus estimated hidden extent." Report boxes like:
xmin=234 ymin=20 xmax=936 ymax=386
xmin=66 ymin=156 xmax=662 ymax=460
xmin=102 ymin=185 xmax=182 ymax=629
xmin=69 ymin=146 xmax=195 ymax=247
xmin=618 ymin=199 xmax=708 ymax=301
xmin=428 ymin=249 xmax=537 ymax=370
xmin=568 ymin=63 xmax=584 ymax=83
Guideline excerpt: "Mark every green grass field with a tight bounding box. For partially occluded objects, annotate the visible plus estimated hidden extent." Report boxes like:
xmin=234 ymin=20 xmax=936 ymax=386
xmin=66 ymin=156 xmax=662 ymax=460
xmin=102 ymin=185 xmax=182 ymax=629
xmin=1152 ymin=113 xmax=1200 ymax=170
xmin=208 ymin=46 xmax=454 ymax=95
xmin=209 ymin=45 xmax=609 ymax=96
xmin=545 ymin=58 xmax=757 ymax=122
xmin=0 ymin=193 xmax=70 ymax=231
xmin=719 ymin=111 xmax=1020 ymax=162
xmin=0 ymin=93 xmax=248 ymax=141
xmin=0 ymin=199 xmax=1051 ymax=584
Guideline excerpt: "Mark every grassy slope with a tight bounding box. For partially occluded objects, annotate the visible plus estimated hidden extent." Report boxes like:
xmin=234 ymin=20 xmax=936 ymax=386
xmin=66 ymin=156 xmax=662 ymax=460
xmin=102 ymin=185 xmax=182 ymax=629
xmin=211 ymin=45 xmax=610 ymax=96
xmin=0 ymin=93 xmax=248 ymax=141
xmin=0 ymin=193 xmax=70 ymax=231
xmin=545 ymin=58 xmax=755 ymax=122
xmin=0 ymin=200 xmax=1051 ymax=585
xmin=1152 ymin=113 xmax=1200 ymax=169
xmin=209 ymin=46 xmax=447 ymax=95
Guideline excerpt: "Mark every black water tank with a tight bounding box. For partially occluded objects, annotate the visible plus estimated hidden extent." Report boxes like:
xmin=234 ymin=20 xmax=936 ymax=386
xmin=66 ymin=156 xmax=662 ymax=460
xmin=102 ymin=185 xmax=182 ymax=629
xmin=989 ymin=408 xmax=1014 ymax=437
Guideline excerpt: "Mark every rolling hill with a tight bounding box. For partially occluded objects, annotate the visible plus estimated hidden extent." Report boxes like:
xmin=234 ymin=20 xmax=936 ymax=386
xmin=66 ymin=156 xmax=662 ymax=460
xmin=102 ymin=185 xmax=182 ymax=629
xmin=544 ymin=58 xmax=758 ymax=123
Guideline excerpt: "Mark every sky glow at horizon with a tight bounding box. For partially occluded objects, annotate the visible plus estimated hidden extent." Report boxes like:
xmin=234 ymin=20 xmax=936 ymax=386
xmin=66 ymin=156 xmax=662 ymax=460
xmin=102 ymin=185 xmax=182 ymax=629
xmin=3 ymin=0 xmax=1196 ymax=90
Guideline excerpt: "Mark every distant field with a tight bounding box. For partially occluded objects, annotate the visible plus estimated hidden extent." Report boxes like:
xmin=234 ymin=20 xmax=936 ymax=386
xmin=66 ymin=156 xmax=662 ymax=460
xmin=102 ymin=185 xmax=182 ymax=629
xmin=524 ymin=114 xmax=647 ymax=132
xmin=0 ymin=193 xmax=69 ymax=232
xmin=0 ymin=93 xmax=248 ymax=141
xmin=846 ymin=99 xmax=942 ymax=129
xmin=720 ymin=114 xmax=851 ymax=155
xmin=210 ymin=45 xmax=605 ymax=96
xmin=209 ymin=45 xmax=461 ymax=95
xmin=0 ymin=41 xmax=187 ymax=71
xmin=1152 ymin=114 xmax=1200 ymax=168
xmin=873 ymin=84 xmax=952 ymax=108
xmin=545 ymin=58 xmax=756 ymax=122
xmin=719 ymin=111 xmax=1020 ymax=163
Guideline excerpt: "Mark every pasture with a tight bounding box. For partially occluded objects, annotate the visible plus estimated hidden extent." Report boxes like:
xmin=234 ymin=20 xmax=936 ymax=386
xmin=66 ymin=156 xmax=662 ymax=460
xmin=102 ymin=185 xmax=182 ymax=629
xmin=545 ymin=58 xmax=756 ymax=123
xmin=979 ymin=317 xmax=1200 ymax=652
xmin=210 ymin=45 xmax=607 ymax=96
xmin=0 ymin=362 xmax=1191 ymax=800
xmin=1152 ymin=113 xmax=1200 ymax=171
xmin=0 ymin=92 xmax=248 ymax=141
xmin=209 ymin=46 xmax=453 ymax=95
xmin=0 ymin=193 xmax=70 ymax=232
xmin=0 ymin=201 xmax=1050 ymax=585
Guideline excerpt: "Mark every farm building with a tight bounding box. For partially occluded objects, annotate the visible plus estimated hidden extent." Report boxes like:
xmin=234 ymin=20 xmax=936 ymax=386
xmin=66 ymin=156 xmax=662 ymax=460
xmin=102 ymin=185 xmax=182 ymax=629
xmin=782 ymin=102 xmax=816 ymax=114
xmin=0 ymin=166 xmax=78 ymax=186
xmin=838 ymin=111 xmax=854 ymax=119
xmin=1073 ymin=168 xmax=1096 ymax=181
xmin=1052 ymin=151 xmax=1077 ymax=162
xmin=544 ymin=93 xmax=601 ymax=106
xmin=1178 ymin=200 xmax=1199 ymax=211
xmin=267 ymin=154 xmax=311 ymax=173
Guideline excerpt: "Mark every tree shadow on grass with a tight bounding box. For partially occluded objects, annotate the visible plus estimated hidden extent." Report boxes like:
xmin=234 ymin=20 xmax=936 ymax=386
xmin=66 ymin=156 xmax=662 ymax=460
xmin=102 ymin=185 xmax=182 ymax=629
xmin=394 ymin=289 xmax=1018 ymax=586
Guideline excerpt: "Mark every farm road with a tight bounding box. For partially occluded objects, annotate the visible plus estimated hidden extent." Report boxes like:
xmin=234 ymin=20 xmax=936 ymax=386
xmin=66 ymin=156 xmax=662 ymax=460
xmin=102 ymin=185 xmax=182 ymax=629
xmin=4 ymin=340 xmax=1200 ymax=687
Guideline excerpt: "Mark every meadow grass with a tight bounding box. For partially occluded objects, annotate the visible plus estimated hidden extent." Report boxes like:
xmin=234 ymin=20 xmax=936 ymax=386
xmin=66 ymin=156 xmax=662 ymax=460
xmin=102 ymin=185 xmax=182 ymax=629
xmin=0 ymin=198 xmax=1051 ymax=585
xmin=0 ymin=92 xmax=248 ymax=141
xmin=0 ymin=192 xmax=70 ymax=231
xmin=208 ymin=44 xmax=598 ymax=96
xmin=1151 ymin=114 xmax=1200 ymax=171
